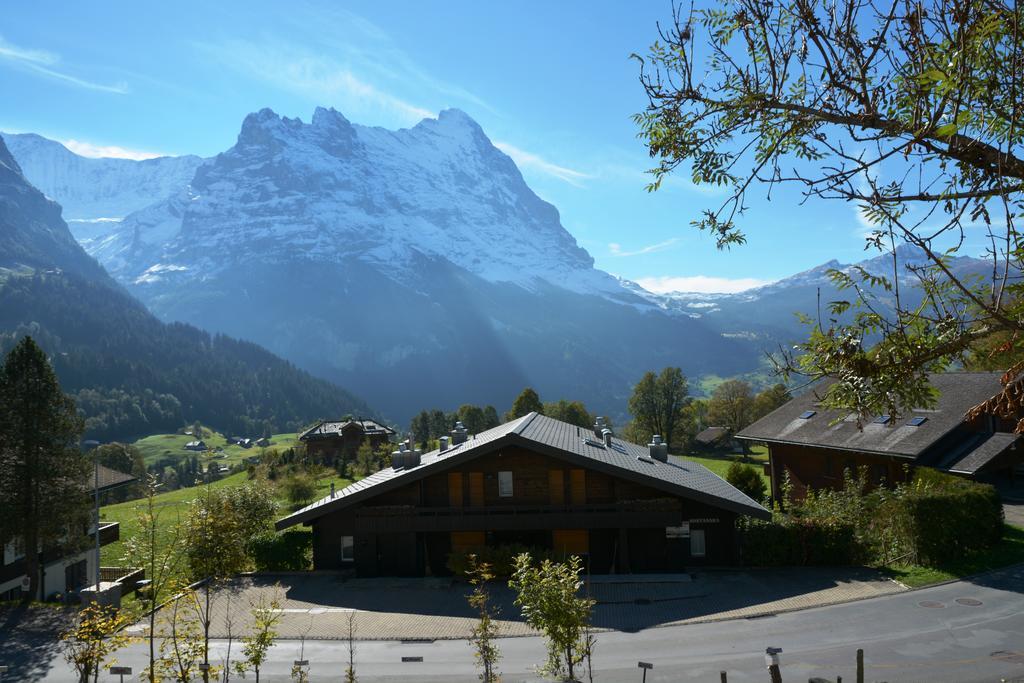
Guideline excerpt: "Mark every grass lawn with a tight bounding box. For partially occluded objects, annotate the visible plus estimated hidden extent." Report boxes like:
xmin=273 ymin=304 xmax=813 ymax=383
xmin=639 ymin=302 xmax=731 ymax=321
xmin=100 ymin=470 xmax=351 ymax=567
xmin=677 ymin=444 xmax=770 ymax=489
xmin=132 ymin=430 xmax=302 ymax=468
xmin=883 ymin=524 xmax=1024 ymax=588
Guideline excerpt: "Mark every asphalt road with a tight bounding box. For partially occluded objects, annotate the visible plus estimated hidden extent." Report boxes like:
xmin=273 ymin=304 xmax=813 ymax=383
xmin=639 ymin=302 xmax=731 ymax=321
xmin=25 ymin=564 xmax=1024 ymax=683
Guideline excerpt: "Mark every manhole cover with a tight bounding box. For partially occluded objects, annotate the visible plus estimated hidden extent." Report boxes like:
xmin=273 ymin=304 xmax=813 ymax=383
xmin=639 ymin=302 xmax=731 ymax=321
xmin=918 ymin=600 xmax=945 ymax=608
xmin=956 ymin=597 xmax=983 ymax=606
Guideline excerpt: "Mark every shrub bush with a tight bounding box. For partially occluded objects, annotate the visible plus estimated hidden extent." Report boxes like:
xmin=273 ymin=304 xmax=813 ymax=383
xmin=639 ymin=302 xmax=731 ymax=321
xmin=251 ymin=529 xmax=313 ymax=571
xmin=739 ymin=467 xmax=1004 ymax=568
xmin=725 ymin=461 xmax=767 ymax=502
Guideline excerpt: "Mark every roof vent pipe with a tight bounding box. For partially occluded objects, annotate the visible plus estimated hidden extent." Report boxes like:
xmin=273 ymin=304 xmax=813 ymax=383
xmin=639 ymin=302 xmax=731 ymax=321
xmin=407 ymin=447 xmax=422 ymax=468
xmin=451 ymin=421 xmax=469 ymax=445
xmin=602 ymin=428 xmax=613 ymax=447
xmin=648 ymin=435 xmax=668 ymax=462
xmin=593 ymin=416 xmax=607 ymax=440
xmin=439 ymin=436 xmax=450 ymax=453
xmin=391 ymin=447 xmax=405 ymax=470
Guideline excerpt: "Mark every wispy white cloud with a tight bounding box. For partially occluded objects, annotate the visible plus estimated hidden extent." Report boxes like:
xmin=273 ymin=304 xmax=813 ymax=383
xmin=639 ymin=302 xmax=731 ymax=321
xmin=62 ymin=139 xmax=163 ymax=161
xmin=0 ymin=35 xmax=128 ymax=94
xmin=200 ymin=39 xmax=433 ymax=124
xmin=608 ymin=237 xmax=681 ymax=257
xmin=493 ymin=141 xmax=592 ymax=187
xmin=636 ymin=275 xmax=773 ymax=294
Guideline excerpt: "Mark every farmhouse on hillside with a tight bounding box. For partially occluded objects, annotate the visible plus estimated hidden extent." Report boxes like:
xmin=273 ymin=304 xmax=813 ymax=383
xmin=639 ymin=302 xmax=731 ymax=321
xmin=1 ymin=465 xmax=135 ymax=601
xmin=300 ymin=418 xmax=396 ymax=462
xmin=737 ymin=372 xmax=1024 ymax=502
xmin=277 ymin=412 xmax=769 ymax=577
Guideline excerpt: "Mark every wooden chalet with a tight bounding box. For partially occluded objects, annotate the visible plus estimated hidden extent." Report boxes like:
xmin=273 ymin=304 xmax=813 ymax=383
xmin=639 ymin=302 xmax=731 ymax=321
xmin=277 ymin=413 xmax=769 ymax=577
xmin=299 ymin=418 xmax=396 ymax=463
xmin=737 ymin=372 xmax=1024 ymax=502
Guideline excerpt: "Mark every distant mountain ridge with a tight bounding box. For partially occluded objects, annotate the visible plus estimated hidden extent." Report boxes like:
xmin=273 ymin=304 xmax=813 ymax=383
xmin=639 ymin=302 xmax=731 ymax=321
xmin=1 ymin=132 xmax=203 ymax=239
xmin=6 ymin=108 xmax=759 ymax=421
xmin=0 ymin=134 xmax=374 ymax=441
xmin=646 ymin=242 xmax=997 ymax=348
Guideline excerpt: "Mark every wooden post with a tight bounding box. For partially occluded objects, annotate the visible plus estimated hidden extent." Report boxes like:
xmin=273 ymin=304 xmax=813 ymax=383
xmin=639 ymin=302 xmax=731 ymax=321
xmin=856 ymin=649 xmax=864 ymax=683
xmin=768 ymin=665 xmax=782 ymax=683
xmin=720 ymin=672 xmax=728 ymax=683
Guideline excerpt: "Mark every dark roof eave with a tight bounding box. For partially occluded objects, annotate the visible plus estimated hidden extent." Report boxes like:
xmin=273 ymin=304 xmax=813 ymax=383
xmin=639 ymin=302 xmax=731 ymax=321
xmin=735 ymin=433 xmax=931 ymax=460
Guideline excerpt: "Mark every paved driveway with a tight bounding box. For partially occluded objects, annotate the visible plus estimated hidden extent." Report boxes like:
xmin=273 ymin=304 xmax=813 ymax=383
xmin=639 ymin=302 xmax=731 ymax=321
xmin=140 ymin=567 xmax=902 ymax=641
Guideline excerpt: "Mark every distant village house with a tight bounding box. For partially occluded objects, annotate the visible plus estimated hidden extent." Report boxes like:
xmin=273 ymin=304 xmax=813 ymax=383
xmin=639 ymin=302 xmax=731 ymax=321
xmin=300 ymin=418 xmax=396 ymax=464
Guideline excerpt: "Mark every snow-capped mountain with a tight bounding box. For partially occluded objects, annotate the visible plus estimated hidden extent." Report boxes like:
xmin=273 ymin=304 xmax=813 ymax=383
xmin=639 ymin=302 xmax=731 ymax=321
xmin=9 ymin=108 xmax=757 ymax=421
xmin=0 ymin=132 xmax=202 ymax=239
xmin=649 ymin=243 xmax=996 ymax=345
xmin=90 ymin=107 xmax=627 ymax=298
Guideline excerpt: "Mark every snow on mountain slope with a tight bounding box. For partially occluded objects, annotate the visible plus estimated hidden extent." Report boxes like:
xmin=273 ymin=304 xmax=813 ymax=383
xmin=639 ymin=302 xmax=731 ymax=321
xmin=87 ymin=107 xmax=629 ymax=299
xmin=1 ymin=133 xmax=202 ymax=239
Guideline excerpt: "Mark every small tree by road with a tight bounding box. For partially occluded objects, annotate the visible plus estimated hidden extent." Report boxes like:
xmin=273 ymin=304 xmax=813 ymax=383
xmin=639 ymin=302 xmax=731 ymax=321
xmin=61 ymin=604 xmax=134 ymax=683
xmin=509 ymin=553 xmax=594 ymax=681
xmin=234 ymin=588 xmax=283 ymax=683
xmin=466 ymin=554 xmax=501 ymax=682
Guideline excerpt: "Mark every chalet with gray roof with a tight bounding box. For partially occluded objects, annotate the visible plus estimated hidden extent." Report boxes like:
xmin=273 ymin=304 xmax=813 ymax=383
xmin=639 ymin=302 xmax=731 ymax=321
xmin=278 ymin=413 xmax=769 ymax=577
xmin=736 ymin=372 xmax=1023 ymax=502
xmin=299 ymin=418 xmax=395 ymax=465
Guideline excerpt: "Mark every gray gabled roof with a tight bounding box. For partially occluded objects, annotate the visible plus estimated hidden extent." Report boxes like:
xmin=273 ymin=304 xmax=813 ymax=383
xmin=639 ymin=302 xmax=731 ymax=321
xmin=736 ymin=373 xmax=1004 ymax=459
xmin=299 ymin=418 xmax=395 ymax=441
xmin=277 ymin=412 xmax=769 ymax=530
xmin=92 ymin=464 xmax=136 ymax=492
xmin=944 ymin=432 xmax=1019 ymax=475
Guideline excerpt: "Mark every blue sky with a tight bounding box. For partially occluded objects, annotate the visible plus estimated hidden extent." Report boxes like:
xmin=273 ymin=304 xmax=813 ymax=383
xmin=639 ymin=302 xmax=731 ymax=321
xmin=1 ymin=0 xmax=912 ymax=292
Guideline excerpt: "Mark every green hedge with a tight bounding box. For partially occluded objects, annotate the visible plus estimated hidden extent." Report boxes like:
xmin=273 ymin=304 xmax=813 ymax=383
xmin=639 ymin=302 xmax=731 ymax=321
xmin=904 ymin=469 xmax=1003 ymax=565
xmin=251 ymin=529 xmax=313 ymax=571
xmin=740 ymin=468 xmax=1004 ymax=568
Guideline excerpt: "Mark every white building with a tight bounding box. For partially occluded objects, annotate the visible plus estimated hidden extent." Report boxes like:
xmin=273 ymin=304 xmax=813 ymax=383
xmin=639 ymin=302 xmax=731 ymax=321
xmin=1 ymin=464 xmax=134 ymax=601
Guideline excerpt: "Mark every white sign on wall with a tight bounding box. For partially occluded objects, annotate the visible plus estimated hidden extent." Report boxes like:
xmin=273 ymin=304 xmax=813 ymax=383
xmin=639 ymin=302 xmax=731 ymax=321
xmin=665 ymin=523 xmax=690 ymax=539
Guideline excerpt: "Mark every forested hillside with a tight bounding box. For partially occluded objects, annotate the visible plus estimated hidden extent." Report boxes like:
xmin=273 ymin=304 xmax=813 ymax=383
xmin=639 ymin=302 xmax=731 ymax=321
xmin=0 ymin=271 xmax=373 ymax=441
xmin=0 ymin=133 xmax=374 ymax=442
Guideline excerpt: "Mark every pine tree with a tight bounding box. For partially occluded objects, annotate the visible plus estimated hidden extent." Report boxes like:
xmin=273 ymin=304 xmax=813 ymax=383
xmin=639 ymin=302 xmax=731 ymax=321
xmin=506 ymin=388 xmax=544 ymax=421
xmin=0 ymin=336 xmax=89 ymax=601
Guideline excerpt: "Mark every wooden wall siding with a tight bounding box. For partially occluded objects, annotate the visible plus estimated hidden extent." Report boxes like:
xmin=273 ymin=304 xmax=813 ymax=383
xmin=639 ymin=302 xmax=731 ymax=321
xmin=448 ymin=472 xmax=463 ymax=507
xmin=468 ymin=472 xmax=485 ymax=507
xmin=768 ymin=443 xmax=911 ymax=501
xmin=553 ymin=529 xmax=589 ymax=555
xmin=585 ymin=470 xmax=613 ymax=503
xmin=451 ymin=531 xmax=485 ymax=552
xmin=548 ymin=470 xmax=565 ymax=504
xmin=387 ymin=445 xmax=673 ymax=509
xmin=570 ymin=469 xmax=586 ymax=504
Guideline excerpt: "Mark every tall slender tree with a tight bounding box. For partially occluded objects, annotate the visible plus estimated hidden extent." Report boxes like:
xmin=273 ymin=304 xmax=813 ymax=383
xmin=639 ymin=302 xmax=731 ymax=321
xmin=627 ymin=368 xmax=690 ymax=449
xmin=0 ymin=336 xmax=89 ymax=601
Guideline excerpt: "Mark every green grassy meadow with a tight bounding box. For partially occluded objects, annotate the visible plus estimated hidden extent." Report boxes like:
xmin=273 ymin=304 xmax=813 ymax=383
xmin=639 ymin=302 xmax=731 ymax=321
xmin=100 ymin=469 xmax=352 ymax=567
xmin=131 ymin=430 xmax=302 ymax=467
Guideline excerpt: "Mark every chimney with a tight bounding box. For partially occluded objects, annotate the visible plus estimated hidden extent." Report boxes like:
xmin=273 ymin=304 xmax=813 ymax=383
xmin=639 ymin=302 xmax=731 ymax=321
xmin=451 ymin=421 xmax=469 ymax=445
xmin=439 ymin=436 xmax=450 ymax=453
xmin=602 ymin=428 xmax=613 ymax=448
xmin=407 ymin=445 xmax=422 ymax=468
xmin=593 ymin=416 xmax=607 ymax=440
xmin=392 ymin=440 xmax=410 ymax=469
xmin=648 ymin=434 xmax=668 ymax=462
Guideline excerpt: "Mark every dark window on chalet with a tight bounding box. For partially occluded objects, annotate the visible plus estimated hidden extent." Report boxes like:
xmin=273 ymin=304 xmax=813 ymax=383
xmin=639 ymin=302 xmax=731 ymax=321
xmin=824 ymin=455 xmax=834 ymax=477
xmin=690 ymin=529 xmax=706 ymax=558
xmin=340 ymin=535 xmax=355 ymax=563
xmin=498 ymin=471 xmax=513 ymax=497
xmin=871 ymin=464 xmax=887 ymax=485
